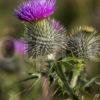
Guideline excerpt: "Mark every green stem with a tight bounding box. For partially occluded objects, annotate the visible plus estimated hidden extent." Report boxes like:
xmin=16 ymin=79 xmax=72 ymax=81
xmin=70 ymin=62 xmax=83 ymax=88
xmin=70 ymin=70 xmax=81 ymax=88
xmin=55 ymin=62 xmax=78 ymax=100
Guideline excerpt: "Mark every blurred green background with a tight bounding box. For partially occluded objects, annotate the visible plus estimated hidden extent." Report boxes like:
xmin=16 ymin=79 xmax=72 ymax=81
xmin=0 ymin=0 xmax=100 ymax=100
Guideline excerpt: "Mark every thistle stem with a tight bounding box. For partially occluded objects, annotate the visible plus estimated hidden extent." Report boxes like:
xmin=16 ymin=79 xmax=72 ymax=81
xmin=70 ymin=62 xmax=83 ymax=88
xmin=70 ymin=70 xmax=81 ymax=88
xmin=55 ymin=62 xmax=78 ymax=100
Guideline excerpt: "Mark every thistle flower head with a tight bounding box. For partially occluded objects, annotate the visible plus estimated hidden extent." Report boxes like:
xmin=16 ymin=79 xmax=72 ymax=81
xmin=15 ymin=0 xmax=56 ymax=21
xmin=67 ymin=26 xmax=100 ymax=61
xmin=24 ymin=18 xmax=67 ymax=59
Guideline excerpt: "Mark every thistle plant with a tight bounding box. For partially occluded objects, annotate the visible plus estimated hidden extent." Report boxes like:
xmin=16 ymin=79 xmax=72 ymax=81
xmin=65 ymin=26 xmax=100 ymax=97
xmin=15 ymin=0 xmax=78 ymax=100
xmin=15 ymin=0 xmax=67 ymax=59
xmin=14 ymin=0 xmax=100 ymax=100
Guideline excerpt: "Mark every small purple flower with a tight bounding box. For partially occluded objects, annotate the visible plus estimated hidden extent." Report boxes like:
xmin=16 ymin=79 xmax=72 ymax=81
xmin=15 ymin=0 xmax=56 ymax=21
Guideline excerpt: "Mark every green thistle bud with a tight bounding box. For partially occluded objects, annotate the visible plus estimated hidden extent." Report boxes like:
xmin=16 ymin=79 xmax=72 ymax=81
xmin=67 ymin=26 xmax=100 ymax=61
xmin=24 ymin=18 xmax=67 ymax=59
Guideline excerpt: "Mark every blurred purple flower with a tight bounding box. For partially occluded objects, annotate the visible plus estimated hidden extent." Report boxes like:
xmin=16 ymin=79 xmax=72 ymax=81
xmin=13 ymin=39 xmax=27 ymax=55
xmin=15 ymin=0 xmax=56 ymax=21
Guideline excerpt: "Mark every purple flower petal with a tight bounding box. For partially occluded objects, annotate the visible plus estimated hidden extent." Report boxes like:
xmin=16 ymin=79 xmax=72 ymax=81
xmin=15 ymin=0 xmax=56 ymax=21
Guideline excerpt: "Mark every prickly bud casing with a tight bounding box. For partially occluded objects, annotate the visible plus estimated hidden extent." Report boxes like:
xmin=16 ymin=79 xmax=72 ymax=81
xmin=67 ymin=26 xmax=100 ymax=61
xmin=24 ymin=18 xmax=67 ymax=59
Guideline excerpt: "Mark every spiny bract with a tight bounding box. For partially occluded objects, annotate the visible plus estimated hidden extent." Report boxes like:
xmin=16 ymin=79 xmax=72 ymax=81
xmin=24 ymin=18 xmax=67 ymax=59
xmin=67 ymin=26 xmax=100 ymax=61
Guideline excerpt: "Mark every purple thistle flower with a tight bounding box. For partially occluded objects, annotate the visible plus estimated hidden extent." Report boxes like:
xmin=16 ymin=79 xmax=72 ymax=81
xmin=15 ymin=0 xmax=56 ymax=21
